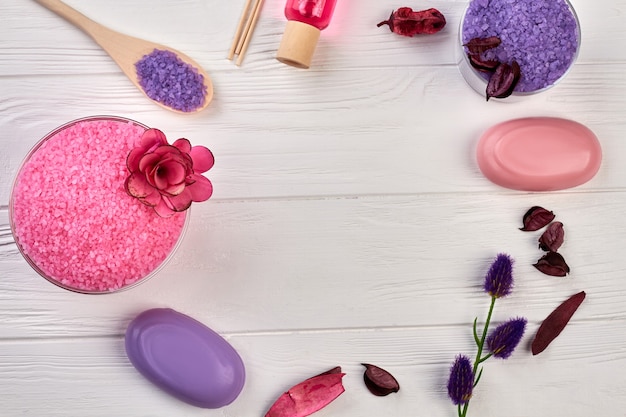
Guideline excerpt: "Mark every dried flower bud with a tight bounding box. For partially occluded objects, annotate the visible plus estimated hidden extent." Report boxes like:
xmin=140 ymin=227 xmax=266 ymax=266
xmin=483 ymin=253 xmax=514 ymax=298
xmin=520 ymin=206 xmax=556 ymax=231
xmin=538 ymin=222 xmax=565 ymax=252
xmin=377 ymin=7 xmax=446 ymax=37
xmin=447 ymin=355 xmax=473 ymax=406
xmin=532 ymin=291 xmax=586 ymax=355
xmin=486 ymin=61 xmax=521 ymax=101
xmin=362 ymin=363 xmax=400 ymax=396
xmin=264 ymin=367 xmax=345 ymax=417
xmin=467 ymin=53 xmax=500 ymax=72
xmin=486 ymin=317 xmax=527 ymax=359
xmin=534 ymin=252 xmax=570 ymax=277
xmin=464 ymin=36 xmax=501 ymax=55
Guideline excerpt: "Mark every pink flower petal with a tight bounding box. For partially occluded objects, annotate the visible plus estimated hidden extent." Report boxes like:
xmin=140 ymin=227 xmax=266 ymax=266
xmin=164 ymin=189 xmax=193 ymax=212
xmin=153 ymin=198 xmax=176 ymax=218
xmin=138 ymin=152 xmax=162 ymax=173
xmin=265 ymin=367 xmax=345 ymax=417
xmin=186 ymin=174 xmax=213 ymax=202
xmin=140 ymin=128 xmax=168 ymax=150
xmin=190 ymin=146 xmax=214 ymax=173
xmin=163 ymin=181 xmax=186 ymax=196
xmin=172 ymin=138 xmax=192 ymax=154
xmin=127 ymin=147 xmax=146 ymax=172
xmin=140 ymin=189 xmax=162 ymax=207
xmin=124 ymin=172 xmax=153 ymax=198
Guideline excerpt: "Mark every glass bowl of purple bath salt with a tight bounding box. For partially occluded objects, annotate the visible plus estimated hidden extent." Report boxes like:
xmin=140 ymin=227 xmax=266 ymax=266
xmin=457 ymin=0 xmax=580 ymax=100
xmin=9 ymin=116 xmax=189 ymax=294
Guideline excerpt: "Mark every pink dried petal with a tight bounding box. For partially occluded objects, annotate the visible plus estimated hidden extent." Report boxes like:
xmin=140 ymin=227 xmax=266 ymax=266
xmin=138 ymin=152 xmax=162 ymax=174
xmin=165 ymin=189 xmax=193 ymax=212
xmin=127 ymin=147 xmax=147 ymax=172
xmin=186 ymin=174 xmax=213 ymax=202
xmin=190 ymin=145 xmax=215 ymax=173
xmin=140 ymin=128 xmax=168 ymax=149
xmin=153 ymin=198 xmax=176 ymax=218
xmin=265 ymin=367 xmax=345 ymax=417
xmin=125 ymin=172 xmax=152 ymax=198
xmin=464 ymin=36 xmax=501 ymax=55
xmin=538 ymin=222 xmax=565 ymax=252
xmin=172 ymin=138 xmax=192 ymax=154
xmin=140 ymin=189 xmax=162 ymax=207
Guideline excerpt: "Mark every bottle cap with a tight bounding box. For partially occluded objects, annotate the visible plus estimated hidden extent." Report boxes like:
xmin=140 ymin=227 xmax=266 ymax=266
xmin=276 ymin=20 xmax=321 ymax=69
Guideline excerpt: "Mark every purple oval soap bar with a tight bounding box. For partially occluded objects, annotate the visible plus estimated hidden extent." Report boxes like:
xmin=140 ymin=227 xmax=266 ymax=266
xmin=476 ymin=117 xmax=602 ymax=191
xmin=125 ymin=308 xmax=245 ymax=408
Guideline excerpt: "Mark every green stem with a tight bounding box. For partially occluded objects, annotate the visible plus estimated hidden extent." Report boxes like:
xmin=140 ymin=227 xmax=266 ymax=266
xmin=460 ymin=295 xmax=497 ymax=417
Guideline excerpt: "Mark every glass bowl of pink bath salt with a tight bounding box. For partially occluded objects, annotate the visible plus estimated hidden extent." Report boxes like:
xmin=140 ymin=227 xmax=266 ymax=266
xmin=457 ymin=0 xmax=581 ymax=100
xmin=9 ymin=116 xmax=189 ymax=294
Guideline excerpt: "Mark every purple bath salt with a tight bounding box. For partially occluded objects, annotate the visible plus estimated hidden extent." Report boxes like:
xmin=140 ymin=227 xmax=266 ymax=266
xmin=463 ymin=0 xmax=579 ymax=92
xmin=135 ymin=49 xmax=207 ymax=112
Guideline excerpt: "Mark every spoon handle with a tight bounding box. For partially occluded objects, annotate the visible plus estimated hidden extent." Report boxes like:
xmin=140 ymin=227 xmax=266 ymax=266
xmin=33 ymin=0 xmax=148 ymax=75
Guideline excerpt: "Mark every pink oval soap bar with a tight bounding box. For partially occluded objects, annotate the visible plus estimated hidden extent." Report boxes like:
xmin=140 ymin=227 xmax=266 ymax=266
xmin=476 ymin=117 xmax=602 ymax=191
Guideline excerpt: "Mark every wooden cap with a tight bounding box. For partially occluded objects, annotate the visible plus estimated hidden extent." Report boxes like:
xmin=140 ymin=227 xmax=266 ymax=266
xmin=276 ymin=20 xmax=321 ymax=69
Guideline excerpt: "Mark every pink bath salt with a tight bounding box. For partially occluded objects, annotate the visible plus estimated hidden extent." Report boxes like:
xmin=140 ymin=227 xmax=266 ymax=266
xmin=11 ymin=118 xmax=186 ymax=292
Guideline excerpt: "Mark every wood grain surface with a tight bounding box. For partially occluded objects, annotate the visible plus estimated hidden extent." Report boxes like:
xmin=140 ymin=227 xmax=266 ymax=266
xmin=1 ymin=0 xmax=625 ymax=416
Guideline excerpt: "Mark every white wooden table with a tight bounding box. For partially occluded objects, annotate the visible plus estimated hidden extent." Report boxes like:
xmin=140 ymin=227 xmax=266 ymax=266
xmin=2 ymin=1 xmax=625 ymax=416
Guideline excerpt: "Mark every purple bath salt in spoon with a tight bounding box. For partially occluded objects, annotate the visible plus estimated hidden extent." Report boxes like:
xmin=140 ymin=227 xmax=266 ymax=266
xmin=34 ymin=0 xmax=213 ymax=113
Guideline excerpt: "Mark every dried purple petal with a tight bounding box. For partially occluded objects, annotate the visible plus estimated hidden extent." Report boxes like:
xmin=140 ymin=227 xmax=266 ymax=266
xmin=483 ymin=253 xmax=514 ymax=298
xmin=362 ymin=363 xmax=400 ymax=396
xmin=486 ymin=317 xmax=527 ymax=359
xmin=447 ymin=355 xmax=473 ymax=406
xmin=538 ymin=222 xmax=565 ymax=252
xmin=520 ymin=206 xmax=556 ymax=231
xmin=467 ymin=53 xmax=500 ymax=72
xmin=464 ymin=36 xmax=501 ymax=55
xmin=486 ymin=61 xmax=521 ymax=101
xmin=534 ymin=252 xmax=570 ymax=277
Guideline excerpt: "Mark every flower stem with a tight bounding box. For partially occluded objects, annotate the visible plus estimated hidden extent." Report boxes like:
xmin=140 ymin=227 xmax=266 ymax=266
xmin=461 ymin=295 xmax=497 ymax=417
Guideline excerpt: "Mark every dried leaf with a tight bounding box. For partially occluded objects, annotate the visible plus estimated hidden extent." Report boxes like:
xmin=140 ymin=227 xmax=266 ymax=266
xmin=464 ymin=36 xmax=501 ymax=55
xmin=532 ymin=291 xmax=586 ymax=355
xmin=486 ymin=61 xmax=521 ymax=100
xmin=533 ymin=252 xmax=570 ymax=277
xmin=520 ymin=206 xmax=556 ymax=231
xmin=362 ymin=363 xmax=400 ymax=396
xmin=264 ymin=367 xmax=345 ymax=417
xmin=538 ymin=222 xmax=565 ymax=252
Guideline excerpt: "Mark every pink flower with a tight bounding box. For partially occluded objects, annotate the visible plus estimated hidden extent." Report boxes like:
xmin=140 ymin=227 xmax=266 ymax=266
xmin=124 ymin=128 xmax=214 ymax=217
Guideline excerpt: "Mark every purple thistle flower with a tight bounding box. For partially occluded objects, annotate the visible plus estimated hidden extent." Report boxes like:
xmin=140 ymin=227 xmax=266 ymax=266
xmin=447 ymin=355 xmax=474 ymax=405
xmin=483 ymin=253 xmax=514 ymax=298
xmin=486 ymin=317 xmax=527 ymax=359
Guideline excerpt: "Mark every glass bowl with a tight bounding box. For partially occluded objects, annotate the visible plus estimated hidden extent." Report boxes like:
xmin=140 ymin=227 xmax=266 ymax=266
xmin=456 ymin=0 xmax=581 ymax=100
xmin=9 ymin=116 xmax=189 ymax=294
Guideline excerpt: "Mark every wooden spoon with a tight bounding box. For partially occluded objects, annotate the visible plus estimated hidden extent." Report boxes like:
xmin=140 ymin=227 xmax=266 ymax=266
xmin=33 ymin=0 xmax=213 ymax=113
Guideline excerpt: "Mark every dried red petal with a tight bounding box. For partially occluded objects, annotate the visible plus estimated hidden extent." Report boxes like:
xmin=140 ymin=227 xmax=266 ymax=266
xmin=377 ymin=7 xmax=446 ymax=37
xmin=464 ymin=36 xmax=501 ymax=55
xmin=362 ymin=363 xmax=400 ymax=396
xmin=538 ymin=222 xmax=565 ymax=252
xmin=467 ymin=53 xmax=500 ymax=72
xmin=486 ymin=61 xmax=521 ymax=101
xmin=264 ymin=367 xmax=345 ymax=417
xmin=532 ymin=291 xmax=586 ymax=355
xmin=533 ymin=252 xmax=570 ymax=277
xmin=520 ymin=206 xmax=556 ymax=231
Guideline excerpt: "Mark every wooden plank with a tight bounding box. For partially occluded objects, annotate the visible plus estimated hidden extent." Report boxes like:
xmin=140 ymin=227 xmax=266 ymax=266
xmin=0 ymin=0 xmax=623 ymax=75
xmin=0 ymin=63 xmax=624 ymax=202
xmin=0 ymin=320 xmax=623 ymax=416
xmin=0 ymin=191 xmax=624 ymax=338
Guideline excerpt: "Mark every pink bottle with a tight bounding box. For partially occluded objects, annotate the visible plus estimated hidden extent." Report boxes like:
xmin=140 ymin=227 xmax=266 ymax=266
xmin=276 ymin=0 xmax=338 ymax=69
